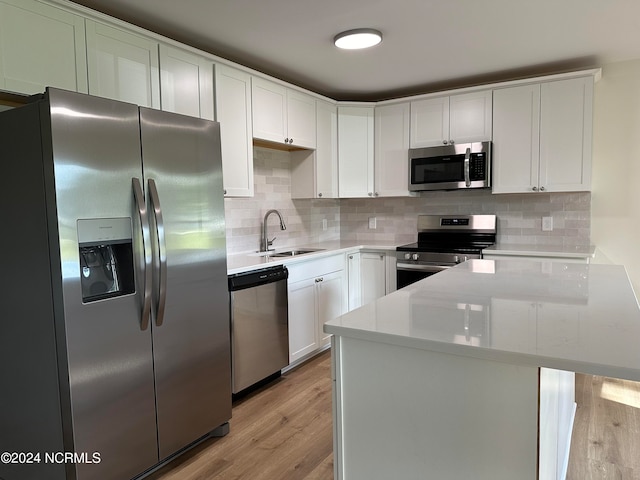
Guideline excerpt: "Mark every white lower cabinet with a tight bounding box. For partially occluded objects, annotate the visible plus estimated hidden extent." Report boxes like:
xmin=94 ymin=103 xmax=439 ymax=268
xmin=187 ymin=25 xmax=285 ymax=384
xmin=0 ymin=0 xmax=87 ymax=94
xmin=287 ymin=254 xmax=347 ymax=363
xmin=347 ymin=250 xmax=397 ymax=311
xmin=360 ymin=252 xmax=387 ymax=305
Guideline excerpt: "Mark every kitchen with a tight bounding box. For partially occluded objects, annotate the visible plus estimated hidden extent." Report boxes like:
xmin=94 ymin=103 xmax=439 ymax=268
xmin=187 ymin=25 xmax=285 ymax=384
xmin=1 ymin=0 xmax=640 ymax=479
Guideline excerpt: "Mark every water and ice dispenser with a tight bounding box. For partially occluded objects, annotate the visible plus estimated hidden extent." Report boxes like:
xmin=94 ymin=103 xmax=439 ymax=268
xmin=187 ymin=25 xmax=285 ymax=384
xmin=77 ymin=218 xmax=135 ymax=303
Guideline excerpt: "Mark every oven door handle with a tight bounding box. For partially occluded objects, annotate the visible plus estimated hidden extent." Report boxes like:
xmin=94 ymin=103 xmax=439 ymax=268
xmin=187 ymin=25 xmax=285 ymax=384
xmin=396 ymin=263 xmax=452 ymax=273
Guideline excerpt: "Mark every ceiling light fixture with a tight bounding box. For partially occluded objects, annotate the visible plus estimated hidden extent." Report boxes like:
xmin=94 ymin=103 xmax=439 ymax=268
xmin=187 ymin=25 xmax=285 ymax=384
xmin=334 ymin=28 xmax=382 ymax=50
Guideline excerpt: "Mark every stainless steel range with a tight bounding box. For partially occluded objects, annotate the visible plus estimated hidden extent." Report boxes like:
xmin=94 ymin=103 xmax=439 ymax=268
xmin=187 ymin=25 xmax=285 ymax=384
xmin=396 ymin=214 xmax=497 ymax=288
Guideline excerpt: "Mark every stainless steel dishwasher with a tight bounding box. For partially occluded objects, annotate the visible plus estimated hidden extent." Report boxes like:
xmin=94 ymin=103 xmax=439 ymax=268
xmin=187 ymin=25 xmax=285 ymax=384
xmin=228 ymin=265 xmax=289 ymax=394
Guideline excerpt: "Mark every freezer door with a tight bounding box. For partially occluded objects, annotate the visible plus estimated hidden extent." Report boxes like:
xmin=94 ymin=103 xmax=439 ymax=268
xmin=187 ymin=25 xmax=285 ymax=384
xmin=46 ymin=89 xmax=159 ymax=479
xmin=139 ymin=107 xmax=231 ymax=459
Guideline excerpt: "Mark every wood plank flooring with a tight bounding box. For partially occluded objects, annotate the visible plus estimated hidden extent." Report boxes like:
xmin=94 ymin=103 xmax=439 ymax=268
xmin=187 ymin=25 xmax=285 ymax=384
xmin=149 ymin=353 xmax=640 ymax=480
xmin=147 ymin=351 xmax=334 ymax=480
xmin=567 ymin=373 xmax=640 ymax=480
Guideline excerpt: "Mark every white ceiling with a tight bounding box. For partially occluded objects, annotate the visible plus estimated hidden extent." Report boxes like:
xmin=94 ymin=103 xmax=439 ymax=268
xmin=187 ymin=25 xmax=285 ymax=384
xmin=70 ymin=0 xmax=640 ymax=101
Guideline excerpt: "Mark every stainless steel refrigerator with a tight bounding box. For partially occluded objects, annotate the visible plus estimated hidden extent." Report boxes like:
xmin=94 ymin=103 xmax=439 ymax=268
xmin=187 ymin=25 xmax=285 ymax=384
xmin=0 ymin=88 xmax=231 ymax=480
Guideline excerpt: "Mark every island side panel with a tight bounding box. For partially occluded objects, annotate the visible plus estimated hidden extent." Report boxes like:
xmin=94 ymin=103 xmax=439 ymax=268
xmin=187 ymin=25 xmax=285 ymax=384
xmin=333 ymin=335 xmax=539 ymax=480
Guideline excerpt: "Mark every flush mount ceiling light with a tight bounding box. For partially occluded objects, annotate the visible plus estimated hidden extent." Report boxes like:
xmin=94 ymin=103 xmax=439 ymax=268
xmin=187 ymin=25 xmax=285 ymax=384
xmin=334 ymin=28 xmax=382 ymax=50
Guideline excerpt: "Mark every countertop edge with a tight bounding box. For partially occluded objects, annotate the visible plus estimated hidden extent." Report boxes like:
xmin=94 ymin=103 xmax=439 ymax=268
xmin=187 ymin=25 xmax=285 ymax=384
xmin=324 ymin=322 xmax=640 ymax=382
xmin=227 ymin=242 xmax=399 ymax=275
xmin=483 ymin=244 xmax=596 ymax=258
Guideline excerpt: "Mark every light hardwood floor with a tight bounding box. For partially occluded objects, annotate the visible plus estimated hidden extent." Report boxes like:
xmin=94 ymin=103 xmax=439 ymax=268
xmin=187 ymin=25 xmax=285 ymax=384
xmin=150 ymin=353 xmax=640 ymax=480
xmin=567 ymin=373 xmax=640 ymax=480
xmin=148 ymin=351 xmax=334 ymax=480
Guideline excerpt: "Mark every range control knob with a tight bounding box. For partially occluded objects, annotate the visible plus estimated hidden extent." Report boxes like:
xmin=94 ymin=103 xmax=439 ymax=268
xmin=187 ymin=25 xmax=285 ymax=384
xmin=404 ymin=253 xmax=411 ymax=260
xmin=412 ymin=253 xmax=419 ymax=261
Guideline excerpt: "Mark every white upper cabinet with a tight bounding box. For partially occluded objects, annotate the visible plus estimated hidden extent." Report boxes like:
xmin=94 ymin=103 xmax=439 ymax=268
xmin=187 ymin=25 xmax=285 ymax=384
xmin=410 ymin=90 xmax=492 ymax=148
xmin=251 ymin=76 xmax=316 ymax=149
xmin=492 ymin=84 xmax=541 ymax=193
xmin=0 ymin=0 xmax=87 ymax=94
xmin=159 ymin=44 xmax=213 ymax=120
xmin=492 ymin=76 xmax=593 ymax=194
xmin=214 ymin=63 xmax=254 ymax=197
xmin=315 ymin=99 xmax=339 ymax=198
xmin=86 ymin=19 xmax=160 ymax=108
xmin=374 ymin=102 xmax=412 ymax=197
xmin=338 ymin=105 xmax=375 ymax=198
xmin=539 ymin=77 xmax=593 ymax=192
xmin=291 ymin=99 xmax=338 ymax=199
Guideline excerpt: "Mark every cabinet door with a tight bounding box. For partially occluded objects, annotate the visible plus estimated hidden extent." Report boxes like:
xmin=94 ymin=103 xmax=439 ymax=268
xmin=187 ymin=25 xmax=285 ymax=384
xmin=360 ymin=253 xmax=387 ymax=305
xmin=347 ymin=252 xmax=362 ymax=311
xmin=492 ymin=84 xmax=541 ymax=194
xmin=0 ymin=0 xmax=87 ymax=94
xmin=86 ymin=20 xmax=160 ymax=108
xmin=409 ymin=96 xmax=449 ymax=148
xmin=159 ymin=44 xmax=213 ymax=120
xmin=449 ymin=90 xmax=492 ymax=143
xmin=539 ymin=77 xmax=593 ymax=192
xmin=287 ymin=89 xmax=316 ymax=148
xmin=375 ymin=103 xmax=411 ymax=197
xmin=315 ymin=99 xmax=338 ymax=198
xmin=288 ymin=278 xmax=318 ymax=363
xmin=251 ymin=76 xmax=287 ymax=144
xmin=338 ymin=106 xmax=375 ymax=198
xmin=317 ymin=270 xmax=346 ymax=348
xmin=215 ymin=64 xmax=254 ymax=197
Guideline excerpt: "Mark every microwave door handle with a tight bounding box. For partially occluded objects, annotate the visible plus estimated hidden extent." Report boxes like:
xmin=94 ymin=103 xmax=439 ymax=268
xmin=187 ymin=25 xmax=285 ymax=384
xmin=148 ymin=179 xmax=167 ymax=327
xmin=464 ymin=147 xmax=471 ymax=187
xmin=132 ymin=178 xmax=152 ymax=330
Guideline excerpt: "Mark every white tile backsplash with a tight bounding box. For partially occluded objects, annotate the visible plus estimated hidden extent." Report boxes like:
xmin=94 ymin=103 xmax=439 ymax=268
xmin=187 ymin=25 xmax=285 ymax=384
xmin=224 ymin=148 xmax=591 ymax=253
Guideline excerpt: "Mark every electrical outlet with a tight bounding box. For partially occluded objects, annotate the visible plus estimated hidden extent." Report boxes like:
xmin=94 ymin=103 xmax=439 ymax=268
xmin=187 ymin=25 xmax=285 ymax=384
xmin=368 ymin=217 xmax=377 ymax=229
xmin=542 ymin=216 xmax=553 ymax=232
xmin=322 ymin=219 xmax=328 ymax=231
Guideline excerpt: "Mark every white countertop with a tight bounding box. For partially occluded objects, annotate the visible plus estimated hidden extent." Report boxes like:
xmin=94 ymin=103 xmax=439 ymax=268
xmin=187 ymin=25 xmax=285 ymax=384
xmin=226 ymin=241 xmax=398 ymax=275
xmin=483 ymin=243 xmax=596 ymax=259
xmin=325 ymin=259 xmax=640 ymax=381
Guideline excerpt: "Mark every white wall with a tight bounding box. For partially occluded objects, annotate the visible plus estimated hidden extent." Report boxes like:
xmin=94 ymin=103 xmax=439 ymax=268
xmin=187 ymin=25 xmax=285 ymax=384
xmin=591 ymin=59 xmax=640 ymax=294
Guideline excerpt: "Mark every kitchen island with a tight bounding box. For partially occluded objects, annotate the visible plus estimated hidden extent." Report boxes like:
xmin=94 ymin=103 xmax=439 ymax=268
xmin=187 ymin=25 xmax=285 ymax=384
xmin=324 ymin=259 xmax=640 ymax=480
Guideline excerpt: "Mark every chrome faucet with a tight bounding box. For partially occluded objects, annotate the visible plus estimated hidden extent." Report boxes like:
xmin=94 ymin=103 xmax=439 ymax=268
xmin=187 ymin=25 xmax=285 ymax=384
xmin=261 ymin=209 xmax=286 ymax=252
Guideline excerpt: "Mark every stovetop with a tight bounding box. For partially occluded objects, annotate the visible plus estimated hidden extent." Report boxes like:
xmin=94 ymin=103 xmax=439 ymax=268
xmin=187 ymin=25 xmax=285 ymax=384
xmin=397 ymin=214 xmax=497 ymax=254
xmin=396 ymin=242 xmax=493 ymax=254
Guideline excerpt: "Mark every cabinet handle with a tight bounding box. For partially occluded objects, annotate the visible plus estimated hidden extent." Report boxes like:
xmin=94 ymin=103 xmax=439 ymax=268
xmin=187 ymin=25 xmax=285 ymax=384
xmin=368 ymin=192 xmax=373 ymax=197
xmin=374 ymin=192 xmax=379 ymax=197
xmin=442 ymin=140 xmax=448 ymax=145
xmin=315 ymin=277 xmax=324 ymax=283
xmin=532 ymin=186 xmax=538 ymax=192
xmin=349 ymin=255 xmax=353 ymax=259
xmin=318 ymin=192 xmax=323 ymax=197
xmin=380 ymin=255 xmax=384 ymax=260
xmin=540 ymin=186 xmax=546 ymax=191
xmin=449 ymin=139 xmax=455 ymax=144
xmin=223 ymin=189 xmax=227 ymax=195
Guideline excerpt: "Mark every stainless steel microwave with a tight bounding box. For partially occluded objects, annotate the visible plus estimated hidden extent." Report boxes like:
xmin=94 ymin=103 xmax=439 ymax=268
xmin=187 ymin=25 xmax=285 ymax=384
xmin=408 ymin=141 xmax=491 ymax=192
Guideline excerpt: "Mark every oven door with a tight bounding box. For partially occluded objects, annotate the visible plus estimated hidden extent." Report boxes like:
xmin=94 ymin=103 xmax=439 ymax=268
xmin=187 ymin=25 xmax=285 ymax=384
xmin=396 ymin=262 xmax=451 ymax=289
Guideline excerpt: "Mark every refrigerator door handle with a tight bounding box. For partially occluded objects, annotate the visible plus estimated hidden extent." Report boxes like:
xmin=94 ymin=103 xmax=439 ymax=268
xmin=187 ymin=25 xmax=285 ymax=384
xmin=132 ymin=178 xmax=152 ymax=330
xmin=148 ymin=179 xmax=167 ymax=327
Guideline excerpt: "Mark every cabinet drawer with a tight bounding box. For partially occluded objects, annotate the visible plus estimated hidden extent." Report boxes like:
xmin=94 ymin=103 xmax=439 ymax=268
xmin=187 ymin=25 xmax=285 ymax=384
xmin=287 ymin=254 xmax=345 ymax=283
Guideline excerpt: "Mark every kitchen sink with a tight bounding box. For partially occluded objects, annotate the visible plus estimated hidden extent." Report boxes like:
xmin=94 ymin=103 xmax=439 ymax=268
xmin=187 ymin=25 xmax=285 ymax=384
xmin=270 ymin=249 xmax=324 ymax=257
